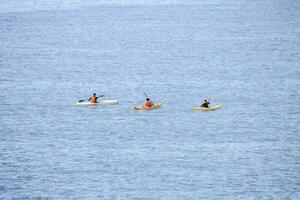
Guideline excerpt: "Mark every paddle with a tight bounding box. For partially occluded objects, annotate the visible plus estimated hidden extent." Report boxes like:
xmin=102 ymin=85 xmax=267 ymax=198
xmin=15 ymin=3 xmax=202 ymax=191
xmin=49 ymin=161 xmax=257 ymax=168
xmin=78 ymin=95 xmax=104 ymax=103
xmin=143 ymin=91 xmax=158 ymax=108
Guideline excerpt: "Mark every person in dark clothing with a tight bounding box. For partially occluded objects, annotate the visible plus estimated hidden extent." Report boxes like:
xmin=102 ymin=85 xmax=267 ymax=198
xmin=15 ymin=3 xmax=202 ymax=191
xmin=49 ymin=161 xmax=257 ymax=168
xmin=201 ymin=99 xmax=210 ymax=108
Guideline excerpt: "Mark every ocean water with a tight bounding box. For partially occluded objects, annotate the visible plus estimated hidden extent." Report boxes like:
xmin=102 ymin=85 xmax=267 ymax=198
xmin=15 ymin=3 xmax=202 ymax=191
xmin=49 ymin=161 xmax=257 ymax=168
xmin=0 ymin=0 xmax=300 ymax=199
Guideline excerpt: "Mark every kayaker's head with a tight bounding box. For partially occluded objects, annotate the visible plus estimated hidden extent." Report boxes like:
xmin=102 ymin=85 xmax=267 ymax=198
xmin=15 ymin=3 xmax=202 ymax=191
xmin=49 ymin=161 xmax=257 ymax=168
xmin=146 ymin=98 xmax=150 ymax=101
xmin=93 ymin=93 xmax=96 ymax=96
xmin=204 ymin=99 xmax=208 ymax=102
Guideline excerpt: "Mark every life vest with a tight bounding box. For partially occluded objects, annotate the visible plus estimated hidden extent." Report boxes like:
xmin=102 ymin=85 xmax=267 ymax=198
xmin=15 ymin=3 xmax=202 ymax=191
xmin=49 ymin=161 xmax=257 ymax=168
xmin=90 ymin=96 xmax=97 ymax=103
xmin=145 ymin=101 xmax=152 ymax=107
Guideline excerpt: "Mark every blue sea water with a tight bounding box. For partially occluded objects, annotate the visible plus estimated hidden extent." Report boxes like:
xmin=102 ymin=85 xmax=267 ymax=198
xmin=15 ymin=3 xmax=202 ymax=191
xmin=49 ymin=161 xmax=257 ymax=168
xmin=0 ymin=0 xmax=300 ymax=199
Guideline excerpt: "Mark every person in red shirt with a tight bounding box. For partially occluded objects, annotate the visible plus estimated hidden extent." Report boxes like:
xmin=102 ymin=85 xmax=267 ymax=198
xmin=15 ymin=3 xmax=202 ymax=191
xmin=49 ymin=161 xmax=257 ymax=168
xmin=145 ymin=98 xmax=152 ymax=107
xmin=89 ymin=93 xmax=98 ymax=103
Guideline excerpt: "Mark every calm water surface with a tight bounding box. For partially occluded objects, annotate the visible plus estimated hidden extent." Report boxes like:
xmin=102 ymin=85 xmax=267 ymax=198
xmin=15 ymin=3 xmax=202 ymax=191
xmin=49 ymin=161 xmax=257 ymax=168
xmin=0 ymin=0 xmax=300 ymax=199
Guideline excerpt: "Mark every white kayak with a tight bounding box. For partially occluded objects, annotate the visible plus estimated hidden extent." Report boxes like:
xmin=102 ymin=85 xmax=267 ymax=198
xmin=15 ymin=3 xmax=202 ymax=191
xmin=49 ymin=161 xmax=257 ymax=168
xmin=74 ymin=100 xmax=119 ymax=106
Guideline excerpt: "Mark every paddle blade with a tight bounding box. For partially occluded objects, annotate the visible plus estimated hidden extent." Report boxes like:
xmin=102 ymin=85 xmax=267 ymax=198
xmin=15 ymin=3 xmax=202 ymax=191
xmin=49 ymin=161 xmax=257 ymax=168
xmin=78 ymin=100 xmax=86 ymax=103
xmin=143 ymin=91 xmax=149 ymax=99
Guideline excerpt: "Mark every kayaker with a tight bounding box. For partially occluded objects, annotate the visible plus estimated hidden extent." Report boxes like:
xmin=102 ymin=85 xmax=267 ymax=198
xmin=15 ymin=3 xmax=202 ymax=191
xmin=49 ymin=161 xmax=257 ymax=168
xmin=89 ymin=93 xmax=98 ymax=103
xmin=201 ymin=99 xmax=210 ymax=108
xmin=145 ymin=98 xmax=152 ymax=107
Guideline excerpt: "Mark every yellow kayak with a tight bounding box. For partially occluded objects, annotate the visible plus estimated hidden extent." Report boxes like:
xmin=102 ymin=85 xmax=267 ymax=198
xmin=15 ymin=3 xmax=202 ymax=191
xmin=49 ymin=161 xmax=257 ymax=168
xmin=134 ymin=103 xmax=163 ymax=110
xmin=192 ymin=104 xmax=223 ymax=111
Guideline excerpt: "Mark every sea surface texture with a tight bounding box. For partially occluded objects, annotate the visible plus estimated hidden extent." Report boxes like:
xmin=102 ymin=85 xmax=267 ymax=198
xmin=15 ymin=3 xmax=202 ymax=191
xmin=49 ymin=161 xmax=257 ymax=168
xmin=0 ymin=0 xmax=299 ymax=199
